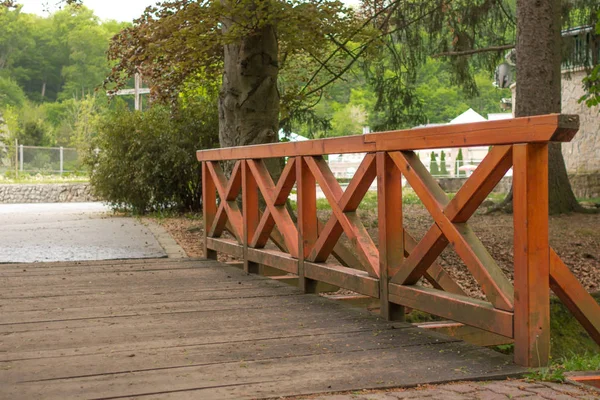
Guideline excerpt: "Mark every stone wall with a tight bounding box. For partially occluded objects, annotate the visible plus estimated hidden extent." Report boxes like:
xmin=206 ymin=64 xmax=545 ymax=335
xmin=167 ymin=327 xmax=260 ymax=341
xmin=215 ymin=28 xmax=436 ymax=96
xmin=561 ymin=70 xmax=600 ymax=174
xmin=512 ymin=70 xmax=600 ymax=174
xmin=438 ymin=173 xmax=600 ymax=199
xmin=0 ymin=183 xmax=97 ymax=204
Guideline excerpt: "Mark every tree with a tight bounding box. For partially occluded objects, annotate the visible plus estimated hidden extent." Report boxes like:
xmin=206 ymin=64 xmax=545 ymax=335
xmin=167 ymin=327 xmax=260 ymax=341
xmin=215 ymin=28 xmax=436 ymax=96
xmin=439 ymin=150 xmax=449 ymax=176
xmin=455 ymin=148 xmax=465 ymax=177
xmin=422 ymin=0 xmax=597 ymax=214
xmin=512 ymin=0 xmax=582 ymax=214
xmin=106 ymin=1 xmax=363 ymax=158
xmin=429 ymin=151 xmax=440 ymax=176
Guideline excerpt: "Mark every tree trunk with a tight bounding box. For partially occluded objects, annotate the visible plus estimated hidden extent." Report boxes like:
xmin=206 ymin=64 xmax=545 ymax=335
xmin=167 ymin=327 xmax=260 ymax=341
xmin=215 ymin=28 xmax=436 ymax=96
xmin=219 ymin=13 xmax=280 ymax=178
xmin=514 ymin=0 xmax=582 ymax=214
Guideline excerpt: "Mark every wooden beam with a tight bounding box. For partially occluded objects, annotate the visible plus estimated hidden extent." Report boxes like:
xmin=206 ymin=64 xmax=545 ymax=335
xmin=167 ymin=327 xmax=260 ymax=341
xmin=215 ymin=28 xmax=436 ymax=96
xmin=512 ymin=143 xmax=550 ymax=367
xmin=206 ymin=237 xmax=243 ymax=259
xmin=297 ymin=156 xmax=319 ymax=293
xmin=549 ymin=248 xmax=600 ymax=345
xmin=202 ymin=162 xmax=217 ymax=260
xmin=243 ymin=160 xmax=260 ymax=274
xmin=415 ymin=321 xmax=513 ymax=346
xmin=304 ymin=262 xmax=380 ymax=298
xmin=197 ymin=114 xmax=578 ymax=161
xmin=377 ymin=152 xmax=405 ymax=321
xmin=388 ymin=283 xmax=514 ymax=338
xmin=246 ymin=248 xmax=298 ymax=274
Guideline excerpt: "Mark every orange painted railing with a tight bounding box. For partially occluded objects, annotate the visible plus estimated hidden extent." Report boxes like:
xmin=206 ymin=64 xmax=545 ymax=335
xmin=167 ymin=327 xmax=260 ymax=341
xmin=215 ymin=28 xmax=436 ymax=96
xmin=197 ymin=114 xmax=600 ymax=367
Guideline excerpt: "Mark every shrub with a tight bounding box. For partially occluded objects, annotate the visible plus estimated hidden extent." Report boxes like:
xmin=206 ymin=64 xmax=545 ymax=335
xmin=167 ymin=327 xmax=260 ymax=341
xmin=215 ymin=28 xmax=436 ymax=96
xmin=0 ymin=76 xmax=26 ymax=108
xmin=87 ymin=101 xmax=219 ymax=213
xmin=429 ymin=151 xmax=440 ymax=176
xmin=439 ymin=151 xmax=449 ymax=176
xmin=455 ymin=148 xmax=466 ymax=177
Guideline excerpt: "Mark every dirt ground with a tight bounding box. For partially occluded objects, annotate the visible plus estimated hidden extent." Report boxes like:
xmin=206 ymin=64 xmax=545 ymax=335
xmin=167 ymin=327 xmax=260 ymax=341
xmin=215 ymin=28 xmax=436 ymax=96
xmin=153 ymin=204 xmax=600 ymax=299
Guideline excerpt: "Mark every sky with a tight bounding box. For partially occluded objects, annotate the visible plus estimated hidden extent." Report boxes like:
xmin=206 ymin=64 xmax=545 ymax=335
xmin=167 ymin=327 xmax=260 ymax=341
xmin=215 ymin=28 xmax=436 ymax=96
xmin=19 ymin=0 xmax=361 ymax=22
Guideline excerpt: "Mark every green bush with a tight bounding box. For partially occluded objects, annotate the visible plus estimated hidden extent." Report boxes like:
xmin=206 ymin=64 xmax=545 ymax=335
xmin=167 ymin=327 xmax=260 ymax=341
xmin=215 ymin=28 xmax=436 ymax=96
xmin=455 ymin=148 xmax=466 ymax=177
xmin=0 ymin=76 xmax=26 ymax=108
xmin=439 ymin=151 xmax=449 ymax=176
xmin=429 ymin=151 xmax=440 ymax=176
xmin=88 ymin=101 xmax=219 ymax=213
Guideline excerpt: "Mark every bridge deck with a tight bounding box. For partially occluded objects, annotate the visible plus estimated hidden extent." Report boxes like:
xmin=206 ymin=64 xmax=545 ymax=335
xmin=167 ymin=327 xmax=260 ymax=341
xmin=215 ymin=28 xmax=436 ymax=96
xmin=0 ymin=258 xmax=525 ymax=399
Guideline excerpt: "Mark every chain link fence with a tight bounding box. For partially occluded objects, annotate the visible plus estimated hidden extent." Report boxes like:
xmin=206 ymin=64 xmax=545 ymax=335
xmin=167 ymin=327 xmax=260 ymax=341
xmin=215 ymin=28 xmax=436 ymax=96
xmin=14 ymin=145 xmax=85 ymax=175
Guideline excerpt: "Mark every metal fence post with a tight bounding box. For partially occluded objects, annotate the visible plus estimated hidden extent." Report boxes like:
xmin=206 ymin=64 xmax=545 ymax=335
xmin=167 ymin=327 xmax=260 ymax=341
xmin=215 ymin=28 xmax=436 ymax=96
xmin=15 ymin=139 xmax=18 ymax=179
xmin=19 ymin=145 xmax=23 ymax=172
xmin=60 ymin=147 xmax=64 ymax=175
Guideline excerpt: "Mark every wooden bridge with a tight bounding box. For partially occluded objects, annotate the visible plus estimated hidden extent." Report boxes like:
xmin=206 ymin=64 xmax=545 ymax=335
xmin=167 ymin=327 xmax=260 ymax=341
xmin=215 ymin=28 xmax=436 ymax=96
xmin=2 ymin=114 xmax=599 ymax=399
xmin=1 ymin=257 xmax=527 ymax=399
xmin=196 ymin=113 xmax=600 ymax=368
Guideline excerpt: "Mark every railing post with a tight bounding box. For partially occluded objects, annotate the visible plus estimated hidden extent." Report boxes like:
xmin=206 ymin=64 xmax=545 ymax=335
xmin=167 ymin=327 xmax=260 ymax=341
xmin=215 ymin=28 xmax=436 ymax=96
xmin=202 ymin=161 xmax=217 ymax=260
xmin=242 ymin=160 xmax=259 ymax=274
xmin=59 ymin=147 xmax=64 ymax=175
xmin=512 ymin=143 xmax=550 ymax=367
xmin=297 ymin=156 xmax=318 ymax=293
xmin=376 ymin=152 xmax=405 ymax=321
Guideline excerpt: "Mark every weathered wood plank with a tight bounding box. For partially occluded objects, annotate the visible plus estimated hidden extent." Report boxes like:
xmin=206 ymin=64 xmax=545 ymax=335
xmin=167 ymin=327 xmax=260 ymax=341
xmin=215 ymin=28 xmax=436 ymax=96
xmin=0 ymin=258 xmax=525 ymax=400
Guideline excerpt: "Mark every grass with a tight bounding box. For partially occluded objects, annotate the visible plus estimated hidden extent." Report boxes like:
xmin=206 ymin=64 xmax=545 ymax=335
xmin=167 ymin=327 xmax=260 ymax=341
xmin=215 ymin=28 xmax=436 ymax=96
xmin=525 ymin=352 xmax=600 ymax=383
xmin=499 ymin=292 xmax=600 ymax=382
xmin=0 ymin=171 xmax=89 ymax=184
xmin=288 ymin=189 xmax=502 ymax=213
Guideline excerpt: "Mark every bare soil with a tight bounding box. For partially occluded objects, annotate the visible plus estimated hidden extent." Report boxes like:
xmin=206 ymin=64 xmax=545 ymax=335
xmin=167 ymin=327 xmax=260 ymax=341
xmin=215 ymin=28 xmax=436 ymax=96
xmin=152 ymin=205 xmax=600 ymax=299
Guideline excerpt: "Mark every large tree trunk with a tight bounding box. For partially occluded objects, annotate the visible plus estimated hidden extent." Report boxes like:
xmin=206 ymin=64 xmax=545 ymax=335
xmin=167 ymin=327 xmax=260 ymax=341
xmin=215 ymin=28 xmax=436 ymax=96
xmin=219 ymin=14 xmax=280 ymax=179
xmin=515 ymin=0 xmax=582 ymax=214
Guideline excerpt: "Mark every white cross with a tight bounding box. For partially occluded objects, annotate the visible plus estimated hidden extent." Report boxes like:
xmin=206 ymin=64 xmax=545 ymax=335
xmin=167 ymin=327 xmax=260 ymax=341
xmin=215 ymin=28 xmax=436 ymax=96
xmin=114 ymin=73 xmax=150 ymax=111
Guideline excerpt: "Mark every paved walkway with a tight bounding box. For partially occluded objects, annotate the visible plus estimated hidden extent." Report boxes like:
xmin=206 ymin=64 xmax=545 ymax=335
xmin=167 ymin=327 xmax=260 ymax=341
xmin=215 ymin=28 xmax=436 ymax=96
xmin=294 ymin=380 xmax=598 ymax=399
xmin=0 ymin=202 xmax=165 ymax=263
xmin=0 ymin=258 xmax=527 ymax=400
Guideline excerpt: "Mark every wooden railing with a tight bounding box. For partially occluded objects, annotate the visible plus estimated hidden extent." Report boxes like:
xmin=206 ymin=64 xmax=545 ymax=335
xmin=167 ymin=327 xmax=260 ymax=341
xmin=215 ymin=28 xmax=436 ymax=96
xmin=197 ymin=114 xmax=600 ymax=367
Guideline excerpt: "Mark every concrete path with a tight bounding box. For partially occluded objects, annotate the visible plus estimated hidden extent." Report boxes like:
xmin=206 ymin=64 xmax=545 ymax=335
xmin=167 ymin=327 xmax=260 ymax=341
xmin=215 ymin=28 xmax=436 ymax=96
xmin=0 ymin=202 xmax=166 ymax=263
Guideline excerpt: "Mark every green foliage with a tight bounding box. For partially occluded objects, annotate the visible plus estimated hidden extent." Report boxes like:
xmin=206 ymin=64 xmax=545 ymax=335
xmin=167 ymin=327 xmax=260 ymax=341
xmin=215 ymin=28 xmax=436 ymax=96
xmin=429 ymin=151 xmax=440 ymax=176
xmin=525 ymin=352 xmax=600 ymax=383
xmin=106 ymin=0 xmax=363 ymax=109
xmin=416 ymin=59 xmax=512 ymax=123
xmin=439 ymin=151 xmax=449 ymax=176
xmin=525 ymin=367 xmax=566 ymax=383
xmin=88 ymin=101 xmax=219 ymax=214
xmin=577 ymin=10 xmax=600 ymax=109
xmin=580 ymin=64 xmax=600 ymax=108
xmin=0 ymin=4 xmax=127 ymax=103
xmin=561 ymin=352 xmax=600 ymax=371
xmin=455 ymin=148 xmax=466 ymax=177
xmin=0 ymin=75 xmax=26 ymax=108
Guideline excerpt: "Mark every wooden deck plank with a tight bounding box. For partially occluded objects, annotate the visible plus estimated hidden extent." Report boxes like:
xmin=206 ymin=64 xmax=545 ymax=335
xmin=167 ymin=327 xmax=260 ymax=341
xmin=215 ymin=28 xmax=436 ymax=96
xmin=0 ymin=258 xmax=525 ymax=399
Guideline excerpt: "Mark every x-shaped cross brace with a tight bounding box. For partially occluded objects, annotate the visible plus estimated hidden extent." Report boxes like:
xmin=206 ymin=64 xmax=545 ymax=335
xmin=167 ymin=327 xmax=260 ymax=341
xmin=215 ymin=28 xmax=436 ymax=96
xmin=304 ymin=154 xmax=380 ymax=278
xmin=389 ymin=146 xmax=515 ymax=311
xmin=246 ymin=158 xmax=299 ymax=258
xmin=206 ymin=161 xmax=243 ymax=242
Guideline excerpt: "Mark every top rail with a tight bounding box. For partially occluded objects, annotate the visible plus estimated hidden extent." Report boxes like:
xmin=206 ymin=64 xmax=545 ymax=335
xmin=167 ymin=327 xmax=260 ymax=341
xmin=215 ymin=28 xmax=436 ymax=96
xmin=196 ymin=114 xmax=579 ymax=162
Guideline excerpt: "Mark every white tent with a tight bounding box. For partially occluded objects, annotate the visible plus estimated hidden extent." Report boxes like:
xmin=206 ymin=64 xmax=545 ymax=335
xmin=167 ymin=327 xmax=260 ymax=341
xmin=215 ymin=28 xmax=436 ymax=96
xmin=449 ymin=108 xmax=487 ymax=125
xmin=278 ymin=131 xmax=308 ymax=142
